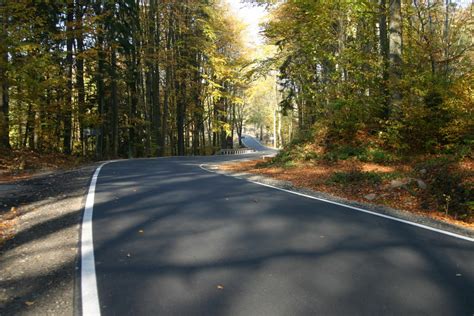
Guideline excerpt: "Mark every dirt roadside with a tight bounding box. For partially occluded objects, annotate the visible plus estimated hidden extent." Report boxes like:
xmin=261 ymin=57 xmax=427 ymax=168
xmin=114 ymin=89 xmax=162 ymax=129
xmin=0 ymin=164 xmax=98 ymax=315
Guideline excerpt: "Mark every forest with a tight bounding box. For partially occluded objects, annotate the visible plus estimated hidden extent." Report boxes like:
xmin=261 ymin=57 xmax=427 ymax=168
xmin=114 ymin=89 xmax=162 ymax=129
xmin=0 ymin=0 xmax=251 ymax=158
xmin=252 ymin=0 xmax=473 ymax=221
xmin=0 ymin=1 xmax=472 ymax=218
xmin=0 ymin=0 xmax=471 ymax=156
xmin=260 ymin=0 xmax=472 ymax=153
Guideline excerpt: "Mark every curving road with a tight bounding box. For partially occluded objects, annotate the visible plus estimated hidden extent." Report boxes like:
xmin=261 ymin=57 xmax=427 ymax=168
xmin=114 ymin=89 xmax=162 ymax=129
xmin=241 ymin=135 xmax=277 ymax=153
xmin=82 ymin=142 xmax=474 ymax=315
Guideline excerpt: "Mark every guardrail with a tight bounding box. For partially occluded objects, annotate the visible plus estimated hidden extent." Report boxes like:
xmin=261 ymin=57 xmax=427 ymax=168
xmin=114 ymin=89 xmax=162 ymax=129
xmin=218 ymin=148 xmax=255 ymax=155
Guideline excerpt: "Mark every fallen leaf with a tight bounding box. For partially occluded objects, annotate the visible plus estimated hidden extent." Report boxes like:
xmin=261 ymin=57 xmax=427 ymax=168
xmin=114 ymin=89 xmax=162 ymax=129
xmin=217 ymin=285 xmax=224 ymax=290
xmin=24 ymin=301 xmax=35 ymax=306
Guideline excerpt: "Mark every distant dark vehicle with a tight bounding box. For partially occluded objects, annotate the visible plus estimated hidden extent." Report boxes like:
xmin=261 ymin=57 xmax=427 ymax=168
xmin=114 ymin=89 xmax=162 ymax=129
xmin=241 ymin=136 xmax=245 ymax=139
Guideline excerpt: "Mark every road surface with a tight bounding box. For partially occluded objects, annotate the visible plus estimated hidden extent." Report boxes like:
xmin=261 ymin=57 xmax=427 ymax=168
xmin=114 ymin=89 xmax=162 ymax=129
xmin=82 ymin=139 xmax=474 ymax=315
xmin=241 ymin=135 xmax=276 ymax=153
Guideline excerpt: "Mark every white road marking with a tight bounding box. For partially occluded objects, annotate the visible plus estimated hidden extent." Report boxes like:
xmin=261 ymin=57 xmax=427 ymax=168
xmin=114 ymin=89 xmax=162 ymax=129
xmin=81 ymin=157 xmax=177 ymax=315
xmin=199 ymin=164 xmax=474 ymax=243
xmin=81 ymin=162 xmax=110 ymax=316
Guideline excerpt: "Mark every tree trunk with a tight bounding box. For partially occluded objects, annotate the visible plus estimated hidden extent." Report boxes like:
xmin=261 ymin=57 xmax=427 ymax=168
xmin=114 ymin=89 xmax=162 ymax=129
xmin=94 ymin=1 xmax=106 ymax=159
xmin=110 ymin=47 xmax=119 ymax=157
xmin=76 ymin=1 xmax=86 ymax=155
xmin=129 ymin=50 xmax=139 ymax=158
xmin=63 ymin=0 xmax=74 ymax=154
xmin=444 ymin=0 xmax=450 ymax=76
xmin=273 ymin=107 xmax=277 ymax=148
xmin=379 ymin=0 xmax=390 ymax=118
xmin=389 ymin=0 xmax=402 ymax=114
xmin=0 ymin=3 xmax=9 ymax=149
xmin=160 ymin=11 xmax=174 ymax=156
xmin=278 ymin=107 xmax=282 ymax=148
xmin=176 ymin=80 xmax=185 ymax=155
xmin=152 ymin=0 xmax=162 ymax=156
xmin=23 ymin=103 xmax=34 ymax=149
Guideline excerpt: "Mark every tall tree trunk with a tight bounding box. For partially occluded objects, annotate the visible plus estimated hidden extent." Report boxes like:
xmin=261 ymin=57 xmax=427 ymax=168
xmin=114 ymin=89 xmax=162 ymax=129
xmin=145 ymin=1 xmax=155 ymax=153
xmin=110 ymin=47 xmax=119 ymax=157
xmin=427 ymin=0 xmax=436 ymax=75
xmin=160 ymin=10 xmax=174 ymax=156
xmin=23 ymin=103 xmax=34 ymax=149
xmin=76 ymin=1 xmax=86 ymax=155
xmin=151 ymin=0 xmax=162 ymax=156
xmin=273 ymin=106 xmax=277 ymax=148
xmin=94 ymin=1 xmax=106 ymax=159
xmin=175 ymin=17 xmax=185 ymax=156
xmin=379 ymin=0 xmax=390 ymax=118
xmin=63 ymin=0 xmax=74 ymax=154
xmin=444 ymin=0 xmax=450 ymax=77
xmin=278 ymin=106 xmax=282 ymax=147
xmin=128 ymin=48 xmax=139 ymax=158
xmin=389 ymin=0 xmax=402 ymax=114
xmin=96 ymin=42 xmax=106 ymax=158
xmin=176 ymin=80 xmax=185 ymax=155
xmin=0 ymin=1 xmax=9 ymax=149
xmin=192 ymin=54 xmax=202 ymax=155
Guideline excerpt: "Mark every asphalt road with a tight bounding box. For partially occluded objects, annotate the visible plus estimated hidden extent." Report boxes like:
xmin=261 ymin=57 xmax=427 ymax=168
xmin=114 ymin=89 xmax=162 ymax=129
xmin=85 ymin=138 xmax=474 ymax=315
xmin=241 ymin=135 xmax=275 ymax=152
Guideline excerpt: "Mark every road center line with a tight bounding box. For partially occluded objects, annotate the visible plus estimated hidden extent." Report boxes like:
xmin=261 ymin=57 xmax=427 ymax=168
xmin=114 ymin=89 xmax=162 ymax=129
xmin=199 ymin=164 xmax=474 ymax=243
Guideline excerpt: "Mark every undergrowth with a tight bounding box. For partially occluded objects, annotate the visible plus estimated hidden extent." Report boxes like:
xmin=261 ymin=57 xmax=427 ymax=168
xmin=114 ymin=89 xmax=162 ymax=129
xmin=260 ymin=130 xmax=473 ymax=222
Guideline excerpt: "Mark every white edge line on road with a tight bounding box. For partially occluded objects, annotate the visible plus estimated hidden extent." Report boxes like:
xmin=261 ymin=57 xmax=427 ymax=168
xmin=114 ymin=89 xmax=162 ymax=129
xmin=80 ymin=157 xmax=175 ymax=315
xmin=81 ymin=162 xmax=110 ymax=316
xmin=199 ymin=164 xmax=474 ymax=243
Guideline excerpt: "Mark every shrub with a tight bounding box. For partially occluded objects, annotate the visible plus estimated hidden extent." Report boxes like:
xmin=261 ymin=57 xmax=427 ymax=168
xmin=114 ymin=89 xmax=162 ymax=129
xmin=419 ymin=157 xmax=473 ymax=220
xmin=322 ymin=145 xmax=364 ymax=161
xmin=357 ymin=148 xmax=396 ymax=163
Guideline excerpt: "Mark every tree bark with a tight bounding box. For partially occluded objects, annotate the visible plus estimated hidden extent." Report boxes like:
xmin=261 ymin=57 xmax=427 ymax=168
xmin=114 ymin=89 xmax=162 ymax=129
xmin=76 ymin=0 xmax=86 ymax=155
xmin=0 ymin=0 xmax=9 ymax=149
xmin=93 ymin=1 xmax=106 ymax=159
xmin=153 ymin=0 xmax=162 ymax=156
xmin=444 ymin=0 xmax=450 ymax=76
xmin=63 ymin=0 xmax=74 ymax=154
xmin=389 ymin=0 xmax=402 ymax=114
xmin=379 ymin=0 xmax=390 ymax=118
xmin=160 ymin=9 xmax=174 ymax=156
xmin=110 ymin=47 xmax=119 ymax=157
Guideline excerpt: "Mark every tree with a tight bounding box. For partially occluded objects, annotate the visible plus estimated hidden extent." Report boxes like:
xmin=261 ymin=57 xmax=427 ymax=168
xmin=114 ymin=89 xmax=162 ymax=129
xmin=259 ymin=0 xmax=472 ymax=153
xmin=0 ymin=0 xmax=10 ymax=149
xmin=389 ymin=0 xmax=402 ymax=114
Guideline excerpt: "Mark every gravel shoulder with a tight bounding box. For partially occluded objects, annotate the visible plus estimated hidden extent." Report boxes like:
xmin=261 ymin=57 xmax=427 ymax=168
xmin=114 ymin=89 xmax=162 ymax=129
xmin=0 ymin=164 xmax=98 ymax=315
xmin=205 ymin=161 xmax=474 ymax=240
